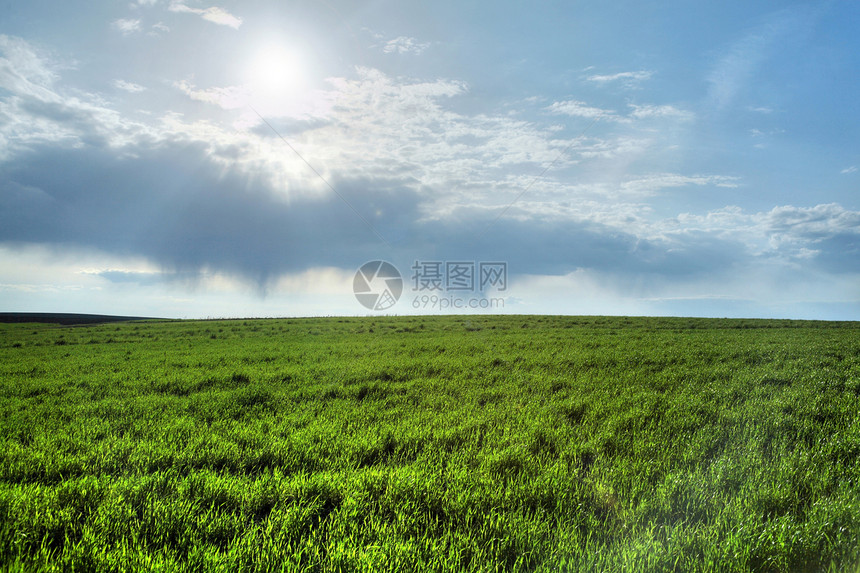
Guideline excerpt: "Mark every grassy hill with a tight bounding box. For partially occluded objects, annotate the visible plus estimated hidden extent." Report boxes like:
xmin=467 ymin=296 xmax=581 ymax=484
xmin=0 ymin=313 xmax=164 ymax=326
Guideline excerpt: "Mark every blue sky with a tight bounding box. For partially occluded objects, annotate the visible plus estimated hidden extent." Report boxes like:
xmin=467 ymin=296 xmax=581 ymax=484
xmin=1 ymin=0 xmax=858 ymax=319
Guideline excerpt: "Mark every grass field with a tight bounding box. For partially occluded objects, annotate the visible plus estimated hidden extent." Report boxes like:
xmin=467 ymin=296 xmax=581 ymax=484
xmin=1 ymin=315 xmax=859 ymax=572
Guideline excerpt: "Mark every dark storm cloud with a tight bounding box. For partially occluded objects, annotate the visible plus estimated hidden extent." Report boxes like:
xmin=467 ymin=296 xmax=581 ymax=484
xmin=1 ymin=135 xmax=857 ymax=286
xmin=0 ymin=139 xmax=417 ymax=282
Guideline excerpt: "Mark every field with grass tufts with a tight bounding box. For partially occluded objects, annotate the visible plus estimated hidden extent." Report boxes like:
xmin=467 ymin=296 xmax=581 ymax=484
xmin=1 ymin=315 xmax=859 ymax=572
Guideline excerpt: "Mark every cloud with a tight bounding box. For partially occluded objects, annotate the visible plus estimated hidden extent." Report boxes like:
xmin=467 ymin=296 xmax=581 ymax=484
xmin=365 ymin=30 xmax=430 ymax=55
xmin=546 ymin=100 xmax=625 ymax=122
xmin=547 ymin=100 xmax=695 ymax=126
xmin=619 ymin=173 xmax=739 ymax=197
xmin=4 ymin=35 xmax=856 ymax=298
xmin=0 ymin=36 xmax=144 ymax=160
xmin=219 ymin=66 xmax=581 ymax=191
xmin=0 ymin=112 xmax=739 ymax=287
xmin=112 ymin=19 xmax=142 ymax=35
xmin=7 ymin=124 xmax=850 ymax=288
xmin=0 ymin=35 xmax=58 ymax=94
xmin=548 ymin=100 xmax=694 ymax=124
xmin=113 ymin=79 xmax=146 ymax=93
xmin=759 ymin=204 xmax=860 ymax=272
xmin=0 ymin=140 xmax=425 ymax=282
xmin=706 ymin=6 xmax=812 ymax=110
xmin=586 ymin=70 xmax=653 ymax=87
xmin=672 ymin=203 xmax=860 ymax=272
xmin=382 ymin=36 xmax=430 ymax=55
xmin=198 ymin=7 xmax=242 ymax=28
xmin=841 ymin=166 xmax=857 ymax=175
xmin=168 ymin=2 xmax=242 ymax=28
xmin=765 ymin=203 xmax=860 ymax=238
xmin=628 ymin=104 xmax=694 ymax=121
xmin=175 ymin=79 xmax=248 ymax=110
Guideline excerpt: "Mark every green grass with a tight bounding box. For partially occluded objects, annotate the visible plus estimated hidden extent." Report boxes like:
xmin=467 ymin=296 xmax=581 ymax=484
xmin=1 ymin=315 xmax=859 ymax=572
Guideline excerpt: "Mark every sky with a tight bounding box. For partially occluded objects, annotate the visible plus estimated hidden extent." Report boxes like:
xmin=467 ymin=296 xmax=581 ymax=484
xmin=1 ymin=0 xmax=858 ymax=319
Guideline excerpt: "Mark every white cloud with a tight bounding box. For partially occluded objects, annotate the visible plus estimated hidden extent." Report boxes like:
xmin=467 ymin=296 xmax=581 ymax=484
xmin=362 ymin=28 xmax=385 ymax=41
xmin=112 ymin=18 xmax=142 ymax=35
xmin=151 ymin=22 xmax=170 ymax=33
xmin=765 ymin=203 xmax=860 ymax=237
xmin=0 ymin=36 xmax=149 ymax=160
xmin=708 ymin=35 xmax=771 ymax=110
xmin=113 ymin=79 xmax=146 ymax=93
xmin=841 ymin=166 xmax=857 ymax=175
xmin=382 ymin=36 xmax=430 ymax=55
xmin=546 ymin=100 xmax=624 ymax=122
xmin=628 ymin=104 xmax=694 ymax=121
xmin=669 ymin=203 xmax=860 ymax=266
xmin=0 ymin=35 xmax=58 ymax=94
xmin=545 ymin=100 xmax=696 ymax=128
xmin=620 ymin=174 xmax=740 ymax=197
xmin=198 ymin=7 xmax=242 ymax=28
xmin=587 ymin=70 xmax=653 ymax=86
xmin=548 ymin=100 xmax=693 ymax=123
xmin=175 ymin=79 xmax=248 ymax=110
xmin=316 ymin=68 xmax=589 ymax=182
xmin=168 ymin=2 xmax=242 ymax=28
xmin=707 ymin=6 xmax=811 ymax=110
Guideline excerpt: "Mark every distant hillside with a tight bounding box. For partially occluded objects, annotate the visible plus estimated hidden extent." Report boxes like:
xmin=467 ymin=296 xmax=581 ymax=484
xmin=0 ymin=313 xmax=164 ymax=325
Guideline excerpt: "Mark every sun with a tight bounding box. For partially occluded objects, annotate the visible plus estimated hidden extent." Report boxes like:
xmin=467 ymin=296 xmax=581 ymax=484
xmin=245 ymin=43 xmax=307 ymax=99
